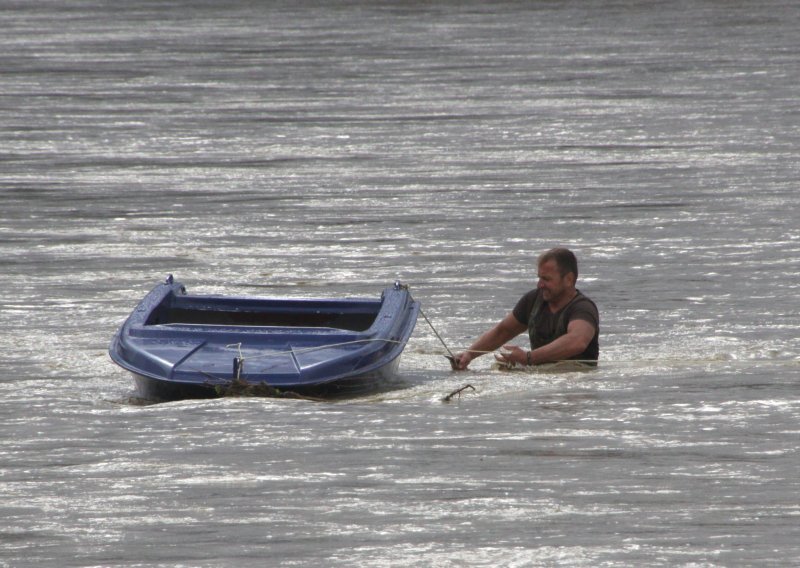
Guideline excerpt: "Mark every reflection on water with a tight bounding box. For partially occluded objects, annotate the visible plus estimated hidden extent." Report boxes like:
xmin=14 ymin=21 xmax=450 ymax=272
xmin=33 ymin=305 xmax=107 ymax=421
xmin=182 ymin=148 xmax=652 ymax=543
xmin=2 ymin=0 xmax=800 ymax=566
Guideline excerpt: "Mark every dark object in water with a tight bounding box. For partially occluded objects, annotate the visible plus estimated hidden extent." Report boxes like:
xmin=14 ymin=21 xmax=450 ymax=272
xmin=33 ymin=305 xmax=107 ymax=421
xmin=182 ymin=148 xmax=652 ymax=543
xmin=442 ymin=384 xmax=476 ymax=402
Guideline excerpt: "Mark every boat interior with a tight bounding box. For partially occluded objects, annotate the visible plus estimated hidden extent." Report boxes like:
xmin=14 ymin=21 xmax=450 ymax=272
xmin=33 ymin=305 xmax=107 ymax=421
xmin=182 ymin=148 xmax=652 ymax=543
xmin=145 ymin=295 xmax=381 ymax=332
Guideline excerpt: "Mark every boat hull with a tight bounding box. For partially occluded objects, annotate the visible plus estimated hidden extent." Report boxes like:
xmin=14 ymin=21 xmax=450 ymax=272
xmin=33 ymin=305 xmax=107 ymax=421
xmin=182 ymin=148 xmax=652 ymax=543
xmin=130 ymin=354 xmax=403 ymax=401
xmin=110 ymin=277 xmax=419 ymax=402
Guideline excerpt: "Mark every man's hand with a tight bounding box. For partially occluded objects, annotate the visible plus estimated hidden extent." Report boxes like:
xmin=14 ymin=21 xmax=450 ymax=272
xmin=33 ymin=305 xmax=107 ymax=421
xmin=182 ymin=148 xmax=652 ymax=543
xmin=495 ymin=345 xmax=528 ymax=367
xmin=452 ymin=352 xmax=473 ymax=371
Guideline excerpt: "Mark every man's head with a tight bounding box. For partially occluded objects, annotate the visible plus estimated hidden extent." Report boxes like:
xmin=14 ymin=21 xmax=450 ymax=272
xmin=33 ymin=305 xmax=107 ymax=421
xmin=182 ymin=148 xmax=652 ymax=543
xmin=538 ymin=248 xmax=578 ymax=280
xmin=537 ymin=248 xmax=578 ymax=304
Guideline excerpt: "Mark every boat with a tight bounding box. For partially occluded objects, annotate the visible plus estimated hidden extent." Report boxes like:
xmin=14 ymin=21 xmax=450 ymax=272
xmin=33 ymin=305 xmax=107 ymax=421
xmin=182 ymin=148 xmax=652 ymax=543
xmin=109 ymin=276 xmax=420 ymax=401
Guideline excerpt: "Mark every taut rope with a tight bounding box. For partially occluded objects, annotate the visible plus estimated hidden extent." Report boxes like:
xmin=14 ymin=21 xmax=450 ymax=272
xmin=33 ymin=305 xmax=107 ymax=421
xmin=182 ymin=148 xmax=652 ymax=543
xmin=419 ymin=307 xmax=457 ymax=361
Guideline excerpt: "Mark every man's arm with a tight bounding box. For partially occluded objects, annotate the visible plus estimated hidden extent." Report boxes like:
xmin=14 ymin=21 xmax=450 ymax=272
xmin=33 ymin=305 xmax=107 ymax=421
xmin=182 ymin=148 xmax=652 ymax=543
xmin=454 ymin=312 xmax=527 ymax=370
xmin=500 ymin=318 xmax=595 ymax=366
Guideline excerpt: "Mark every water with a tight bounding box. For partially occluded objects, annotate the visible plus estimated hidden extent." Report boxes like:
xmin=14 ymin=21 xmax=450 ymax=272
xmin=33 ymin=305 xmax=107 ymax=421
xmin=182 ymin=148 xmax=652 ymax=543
xmin=2 ymin=1 xmax=799 ymax=566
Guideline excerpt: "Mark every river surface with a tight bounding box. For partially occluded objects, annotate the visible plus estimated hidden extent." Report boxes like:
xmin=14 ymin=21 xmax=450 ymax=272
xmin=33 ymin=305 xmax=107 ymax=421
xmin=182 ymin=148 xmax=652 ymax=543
xmin=2 ymin=1 xmax=799 ymax=566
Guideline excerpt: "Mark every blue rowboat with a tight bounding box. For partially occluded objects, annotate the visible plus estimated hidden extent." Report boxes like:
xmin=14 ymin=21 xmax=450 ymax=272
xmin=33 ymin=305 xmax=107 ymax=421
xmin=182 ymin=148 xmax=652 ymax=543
xmin=109 ymin=276 xmax=420 ymax=401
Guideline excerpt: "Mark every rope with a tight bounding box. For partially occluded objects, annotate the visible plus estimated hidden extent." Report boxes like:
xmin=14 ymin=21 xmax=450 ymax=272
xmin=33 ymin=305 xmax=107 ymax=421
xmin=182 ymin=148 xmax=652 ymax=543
xmin=446 ymin=352 xmax=799 ymax=367
xmin=226 ymin=337 xmax=407 ymax=362
xmin=419 ymin=307 xmax=457 ymax=360
xmin=230 ymin=288 xmax=800 ymax=370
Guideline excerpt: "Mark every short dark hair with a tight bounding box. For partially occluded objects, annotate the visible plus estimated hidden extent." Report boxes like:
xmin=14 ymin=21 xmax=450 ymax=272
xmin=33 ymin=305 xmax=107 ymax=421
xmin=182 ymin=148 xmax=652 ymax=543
xmin=538 ymin=248 xmax=578 ymax=279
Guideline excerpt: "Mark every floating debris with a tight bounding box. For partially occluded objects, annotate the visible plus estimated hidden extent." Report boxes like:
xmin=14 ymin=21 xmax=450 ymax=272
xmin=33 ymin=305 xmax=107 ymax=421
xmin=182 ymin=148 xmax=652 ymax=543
xmin=214 ymin=378 xmax=323 ymax=402
xmin=442 ymin=384 xmax=476 ymax=402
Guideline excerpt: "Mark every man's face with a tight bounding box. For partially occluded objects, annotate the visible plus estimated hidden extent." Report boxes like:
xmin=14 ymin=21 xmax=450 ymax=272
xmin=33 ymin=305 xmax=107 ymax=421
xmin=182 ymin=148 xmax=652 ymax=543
xmin=537 ymin=259 xmax=573 ymax=303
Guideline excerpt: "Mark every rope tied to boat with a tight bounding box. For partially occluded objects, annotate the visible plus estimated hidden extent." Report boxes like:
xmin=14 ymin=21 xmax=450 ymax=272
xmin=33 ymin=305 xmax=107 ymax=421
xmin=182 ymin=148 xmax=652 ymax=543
xmin=227 ymin=342 xmax=245 ymax=379
xmin=226 ymin=337 xmax=408 ymax=363
xmin=419 ymin=307 xmax=457 ymax=362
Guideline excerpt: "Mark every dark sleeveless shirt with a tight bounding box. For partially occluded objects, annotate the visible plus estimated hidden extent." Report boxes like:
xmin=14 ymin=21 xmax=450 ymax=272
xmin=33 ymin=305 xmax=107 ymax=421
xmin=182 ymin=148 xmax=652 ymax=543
xmin=511 ymin=289 xmax=599 ymax=362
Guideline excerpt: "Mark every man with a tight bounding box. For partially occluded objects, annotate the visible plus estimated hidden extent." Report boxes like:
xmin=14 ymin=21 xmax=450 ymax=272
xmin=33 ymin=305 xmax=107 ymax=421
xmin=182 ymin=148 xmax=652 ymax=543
xmin=453 ymin=248 xmax=599 ymax=370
